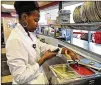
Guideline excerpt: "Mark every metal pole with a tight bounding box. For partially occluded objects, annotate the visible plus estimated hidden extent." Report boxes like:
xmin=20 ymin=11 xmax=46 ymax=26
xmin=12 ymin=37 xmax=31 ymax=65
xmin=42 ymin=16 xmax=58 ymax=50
xmin=54 ymin=1 xmax=62 ymax=38
xmin=70 ymin=29 xmax=73 ymax=44
xmin=59 ymin=1 xmax=62 ymax=10
xmin=88 ymin=31 xmax=91 ymax=50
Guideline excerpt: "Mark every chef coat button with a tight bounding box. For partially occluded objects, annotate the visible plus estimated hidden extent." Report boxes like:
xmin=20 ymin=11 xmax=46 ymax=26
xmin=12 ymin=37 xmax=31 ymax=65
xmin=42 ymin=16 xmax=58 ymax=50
xmin=32 ymin=44 xmax=36 ymax=49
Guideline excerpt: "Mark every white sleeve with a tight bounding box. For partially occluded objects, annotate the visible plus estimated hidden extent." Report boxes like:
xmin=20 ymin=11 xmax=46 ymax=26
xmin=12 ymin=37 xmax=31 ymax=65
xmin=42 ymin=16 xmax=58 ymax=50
xmin=6 ymin=39 xmax=40 ymax=84
xmin=37 ymin=39 xmax=62 ymax=54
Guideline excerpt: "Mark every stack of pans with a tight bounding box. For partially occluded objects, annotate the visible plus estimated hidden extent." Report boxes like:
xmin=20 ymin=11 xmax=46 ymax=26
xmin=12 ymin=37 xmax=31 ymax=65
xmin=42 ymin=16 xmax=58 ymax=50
xmin=73 ymin=1 xmax=101 ymax=23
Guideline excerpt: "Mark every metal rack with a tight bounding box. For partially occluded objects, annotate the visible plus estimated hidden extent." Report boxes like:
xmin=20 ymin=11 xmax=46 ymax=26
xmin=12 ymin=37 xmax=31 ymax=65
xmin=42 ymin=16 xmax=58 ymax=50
xmin=55 ymin=22 xmax=101 ymax=52
xmin=38 ymin=1 xmax=101 ymax=84
xmin=53 ymin=22 xmax=101 ymax=31
xmin=39 ymin=1 xmax=101 ymax=54
xmin=39 ymin=22 xmax=101 ymax=55
xmin=40 ymin=22 xmax=101 ymax=31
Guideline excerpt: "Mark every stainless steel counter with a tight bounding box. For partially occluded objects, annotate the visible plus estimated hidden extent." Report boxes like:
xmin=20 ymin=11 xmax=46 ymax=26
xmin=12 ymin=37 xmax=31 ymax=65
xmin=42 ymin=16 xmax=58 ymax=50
xmin=42 ymin=56 xmax=67 ymax=82
xmin=42 ymin=56 xmax=101 ymax=85
xmin=38 ymin=34 xmax=101 ymax=85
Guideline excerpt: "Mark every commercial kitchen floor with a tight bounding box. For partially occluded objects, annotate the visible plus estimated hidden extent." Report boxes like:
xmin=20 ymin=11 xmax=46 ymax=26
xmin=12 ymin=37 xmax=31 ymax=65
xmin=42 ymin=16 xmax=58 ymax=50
xmin=1 ymin=38 xmax=101 ymax=84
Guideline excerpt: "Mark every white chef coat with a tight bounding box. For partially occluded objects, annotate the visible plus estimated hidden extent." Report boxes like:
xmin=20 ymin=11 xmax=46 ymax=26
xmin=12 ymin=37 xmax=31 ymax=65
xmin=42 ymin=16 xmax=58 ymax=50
xmin=6 ymin=23 xmax=62 ymax=84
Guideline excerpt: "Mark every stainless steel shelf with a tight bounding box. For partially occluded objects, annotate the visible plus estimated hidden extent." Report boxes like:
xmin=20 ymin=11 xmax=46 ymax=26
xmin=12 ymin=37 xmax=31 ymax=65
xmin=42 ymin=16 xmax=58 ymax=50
xmin=39 ymin=22 xmax=101 ymax=31
xmin=54 ymin=22 xmax=101 ymax=31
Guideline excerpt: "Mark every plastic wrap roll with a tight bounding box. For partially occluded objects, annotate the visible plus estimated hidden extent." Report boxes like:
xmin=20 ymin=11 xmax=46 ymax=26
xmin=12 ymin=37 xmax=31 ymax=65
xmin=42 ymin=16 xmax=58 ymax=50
xmin=73 ymin=5 xmax=82 ymax=23
xmin=81 ymin=2 xmax=88 ymax=22
xmin=85 ymin=1 xmax=101 ymax=22
xmin=73 ymin=1 xmax=101 ymax=23
xmin=95 ymin=1 xmax=101 ymax=19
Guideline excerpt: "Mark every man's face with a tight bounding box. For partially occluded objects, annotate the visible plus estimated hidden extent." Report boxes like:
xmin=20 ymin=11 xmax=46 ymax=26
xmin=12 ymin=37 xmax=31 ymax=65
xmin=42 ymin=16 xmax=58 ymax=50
xmin=27 ymin=10 xmax=40 ymax=32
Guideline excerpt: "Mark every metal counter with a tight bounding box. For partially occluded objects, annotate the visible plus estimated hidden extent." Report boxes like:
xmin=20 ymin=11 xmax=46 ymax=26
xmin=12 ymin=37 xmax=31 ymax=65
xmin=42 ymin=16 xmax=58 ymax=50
xmin=39 ymin=35 xmax=101 ymax=85
xmin=42 ymin=56 xmax=101 ymax=85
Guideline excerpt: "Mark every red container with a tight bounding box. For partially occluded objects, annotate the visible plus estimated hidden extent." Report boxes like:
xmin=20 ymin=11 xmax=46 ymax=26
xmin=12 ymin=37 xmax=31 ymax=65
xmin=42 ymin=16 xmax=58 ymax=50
xmin=70 ymin=64 xmax=95 ymax=76
xmin=95 ymin=39 xmax=101 ymax=44
xmin=93 ymin=32 xmax=101 ymax=44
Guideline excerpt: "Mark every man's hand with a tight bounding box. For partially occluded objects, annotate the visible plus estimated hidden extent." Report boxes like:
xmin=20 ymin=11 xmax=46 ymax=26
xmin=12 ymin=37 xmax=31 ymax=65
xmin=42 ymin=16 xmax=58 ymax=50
xmin=61 ymin=47 xmax=79 ymax=61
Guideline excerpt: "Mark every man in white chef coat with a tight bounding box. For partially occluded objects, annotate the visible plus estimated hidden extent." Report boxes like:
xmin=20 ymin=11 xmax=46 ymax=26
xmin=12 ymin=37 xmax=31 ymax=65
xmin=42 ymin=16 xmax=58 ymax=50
xmin=6 ymin=1 xmax=79 ymax=84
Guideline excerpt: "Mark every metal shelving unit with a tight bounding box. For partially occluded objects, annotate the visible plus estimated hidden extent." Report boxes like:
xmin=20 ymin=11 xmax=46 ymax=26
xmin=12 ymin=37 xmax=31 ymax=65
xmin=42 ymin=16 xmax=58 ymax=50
xmin=54 ymin=23 xmax=101 ymax=31
xmin=39 ymin=1 xmax=101 ymax=55
xmin=39 ymin=22 xmax=101 ymax=55
xmin=52 ymin=22 xmax=101 ymax=51
xmin=38 ymin=1 xmax=101 ymax=84
xmin=40 ymin=22 xmax=101 ymax=31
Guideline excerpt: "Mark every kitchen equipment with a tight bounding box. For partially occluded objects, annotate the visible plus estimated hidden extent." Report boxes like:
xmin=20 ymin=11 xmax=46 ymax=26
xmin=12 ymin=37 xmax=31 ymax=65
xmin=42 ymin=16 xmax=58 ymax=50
xmin=70 ymin=64 xmax=95 ymax=76
xmin=79 ymin=58 xmax=101 ymax=71
xmin=51 ymin=48 xmax=60 ymax=53
xmin=49 ymin=64 xmax=101 ymax=85
xmin=50 ymin=64 xmax=79 ymax=79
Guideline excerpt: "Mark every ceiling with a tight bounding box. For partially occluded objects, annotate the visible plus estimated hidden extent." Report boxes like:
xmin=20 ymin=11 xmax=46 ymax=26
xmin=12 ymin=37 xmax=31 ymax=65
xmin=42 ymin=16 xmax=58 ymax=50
xmin=1 ymin=1 xmax=53 ymax=13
